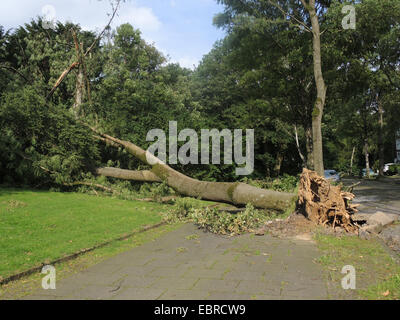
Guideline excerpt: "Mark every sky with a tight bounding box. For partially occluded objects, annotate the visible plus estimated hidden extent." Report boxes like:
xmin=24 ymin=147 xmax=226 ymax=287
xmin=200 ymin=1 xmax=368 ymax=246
xmin=0 ymin=0 xmax=227 ymax=69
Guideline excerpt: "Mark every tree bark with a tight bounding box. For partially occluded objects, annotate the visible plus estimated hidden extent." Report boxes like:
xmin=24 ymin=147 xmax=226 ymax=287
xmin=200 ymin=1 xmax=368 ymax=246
xmin=71 ymin=32 xmax=85 ymax=118
xmin=350 ymin=146 xmax=355 ymax=175
xmin=302 ymin=0 xmax=326 ymax=176
xmin=47 ymin=62 xmax=79 ymax=100
xmin=95 ymin=167 xmax=161 ymax=182
xmin=305 ymin=125 xmax=314 ymax=169
xmin=274 ymin=152 xmax=284 ymax=176
xmin=364 ymin=139 xmax=370 ymax=178
xmin=94 ymin=130 xmax=296 ymax=211
xmin=294 ymin=125 xmax=306 ymax=168
xmin=72 ymin=64 xmax=84 ymax=118
xmin=378 ymin=98 xmax=385 ymax=176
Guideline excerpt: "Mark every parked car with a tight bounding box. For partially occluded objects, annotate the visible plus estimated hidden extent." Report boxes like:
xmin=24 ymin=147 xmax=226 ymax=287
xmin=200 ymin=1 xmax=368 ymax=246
xmin=383 ymin=163 xmax=396 ymax=175
xmin=324 ymin=170 xmax=340 ymax=182
xmin=362 ymin=168 xmax=378 ymax=177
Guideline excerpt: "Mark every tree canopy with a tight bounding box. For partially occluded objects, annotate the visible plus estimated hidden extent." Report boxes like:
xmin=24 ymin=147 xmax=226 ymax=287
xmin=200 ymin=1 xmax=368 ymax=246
xmin=0 ymin=0 xmax=399 ymax=190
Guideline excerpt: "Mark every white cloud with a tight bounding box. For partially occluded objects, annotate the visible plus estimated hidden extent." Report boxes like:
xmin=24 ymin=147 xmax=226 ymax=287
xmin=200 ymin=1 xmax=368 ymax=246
xmin=0 ymin=0 xmax=224 ymax=69
xmin=177 ymin=57 xmax=198 ymax=70
xmin=116 ymin=6 xmax=161 ymax=33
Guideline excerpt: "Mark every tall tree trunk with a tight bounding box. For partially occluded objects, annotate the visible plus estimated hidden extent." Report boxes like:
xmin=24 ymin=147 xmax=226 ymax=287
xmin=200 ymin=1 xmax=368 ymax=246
xmin=364 ymin=139 xmax=370 ymax=178
xmin=378 ymin=98 xmax=385 ymax=176
xmin=350 ymin=146 xmax=355 ymax=176
xmin=274 ymin=152 xmax=284 ymax=177
xmin=302 ymin=0 xmax=326 ymax=176
xmin=72 ymin=65 xmax=84 ymax=118
xmin=71 ymin=35 xmax=85 ymax=119
xmin=305 ymin=125 xmax=314 ymax=170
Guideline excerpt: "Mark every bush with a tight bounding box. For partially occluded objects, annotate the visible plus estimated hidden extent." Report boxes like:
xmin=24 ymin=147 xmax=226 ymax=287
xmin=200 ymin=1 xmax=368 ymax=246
xmin=269 ymin=174 xmax=298 ymax=192
xmin=388 ymin=164 xmax=400 ymax=175
xmin=241 ymin=174 xmax=298 ymax=193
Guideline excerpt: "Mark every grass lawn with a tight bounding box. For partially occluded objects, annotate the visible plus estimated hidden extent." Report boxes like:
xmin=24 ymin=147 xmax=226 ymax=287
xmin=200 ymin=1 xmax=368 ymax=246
xmin=0 ymin=223 xmax=182 ymax=299
xmin=0 ymin=188 xmax=169 ymax=280
xmin=315 ymin=232 xmax=400 ymax=300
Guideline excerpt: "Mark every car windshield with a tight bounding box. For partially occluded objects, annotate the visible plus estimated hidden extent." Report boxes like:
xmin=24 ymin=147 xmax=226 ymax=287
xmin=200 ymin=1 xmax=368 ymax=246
xmin=324 ymin=170 xmax=337 ymax=175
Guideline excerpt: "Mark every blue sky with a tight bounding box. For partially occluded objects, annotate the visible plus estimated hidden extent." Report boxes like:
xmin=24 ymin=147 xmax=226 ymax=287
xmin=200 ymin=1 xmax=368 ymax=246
xmin=0 ymin=0 xmax=226 ymax=69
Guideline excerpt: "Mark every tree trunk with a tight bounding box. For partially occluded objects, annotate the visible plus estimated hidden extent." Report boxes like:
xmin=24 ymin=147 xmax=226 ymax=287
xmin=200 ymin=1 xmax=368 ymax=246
xmin=350 ymin=146 xmax=355 ymax=176
xmin=95 ymin=167 xmax=161 ymax=182
xmin=71 ymin=33 xmax=86 ymax=118
xmin=274 ymin=152 xmax=284 ymax=176
xmin=93 ymin=130 xmax=296 ymax=211
xmin=303 ymin=0 xmax=326 ymax=176
xmin=378 ymin=99 xmax=384 ymax=176
xmin=72 ymin=60 xmax=84 ymax=118
xmin=364 ymin=139 xmax=370 ymax=178
xmin=305 ymin=124 xmax=314 ymax=170
xmin=294 ymin=125 xmax=306 ymax=168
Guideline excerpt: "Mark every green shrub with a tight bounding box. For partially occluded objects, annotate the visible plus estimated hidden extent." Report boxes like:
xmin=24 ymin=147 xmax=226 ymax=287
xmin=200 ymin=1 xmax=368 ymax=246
xmin=241 ymin=174 xmax=298 ymax=193
xmin=269 ymin=174 xmax=298 ymax=192
xmin=386 ymin=165 xmax=399 ymax=175
xmin=388 ymin=164 xmax=400 ymax=175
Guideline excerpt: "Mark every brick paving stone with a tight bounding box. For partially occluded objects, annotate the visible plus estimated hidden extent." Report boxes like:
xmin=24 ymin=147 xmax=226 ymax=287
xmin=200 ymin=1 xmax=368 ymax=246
xmin=23 ymin=223 xmax=331 ymax=300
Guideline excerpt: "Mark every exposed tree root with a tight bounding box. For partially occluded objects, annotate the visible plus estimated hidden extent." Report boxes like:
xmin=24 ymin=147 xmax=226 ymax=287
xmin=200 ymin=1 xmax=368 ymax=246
xmin=298 ymin=168 xmax=359 ymax=232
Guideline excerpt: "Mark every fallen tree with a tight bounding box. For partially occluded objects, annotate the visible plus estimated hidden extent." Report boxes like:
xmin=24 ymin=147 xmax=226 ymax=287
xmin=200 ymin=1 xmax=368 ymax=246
xmin=41 ymin=2 xmax=295 ymax=212
xmin=93 ymin=130 xmax=297 ymax=211
xmin=298 ymin=168 xmax=359 ymax=232
xmin=95 ymin=167 xmax=161 ymax=182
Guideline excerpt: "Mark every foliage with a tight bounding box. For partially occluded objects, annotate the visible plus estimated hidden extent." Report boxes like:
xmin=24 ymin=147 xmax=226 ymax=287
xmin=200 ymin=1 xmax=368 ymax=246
xmin=388 ymin=164 xmax=400 ymax=175
xmin=164 ymin=200 xmax=276 ymax=235
xmin=241 ymin=175 xmax=299 ymax=193
xmin=140 ymin=180 xmax=176 ymax=201
xmin=163 ymin=197 xmax=204 ymax=222
xmin=190 ymin=203 xmax=274 ymax=235
xmin=0 ymin=87 xmax=99 ymax=186
xmin=1 ymin=0 xmax=400 ymax=189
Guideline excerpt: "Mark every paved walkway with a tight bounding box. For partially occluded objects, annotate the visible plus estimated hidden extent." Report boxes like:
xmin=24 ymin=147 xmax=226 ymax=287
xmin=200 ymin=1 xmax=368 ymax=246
xmin=23 ymin=224 xmax=330 ymax=300
xmin=351 ymin=178 xmax=400 ymax=216
xmin=350 ymin=178 xmax=400 ymax=252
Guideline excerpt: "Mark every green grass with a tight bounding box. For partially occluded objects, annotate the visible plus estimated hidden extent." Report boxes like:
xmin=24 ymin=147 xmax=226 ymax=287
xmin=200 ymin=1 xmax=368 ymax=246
xmin=0 ymin=223 xmax=183 ymax=299
xmin=315 ymin=232 xmax=400 ymax=300
xmin=360 ymin=274 xmax=400 ymax=300
xmin=0 ymin=188 xmax=170 ymax=279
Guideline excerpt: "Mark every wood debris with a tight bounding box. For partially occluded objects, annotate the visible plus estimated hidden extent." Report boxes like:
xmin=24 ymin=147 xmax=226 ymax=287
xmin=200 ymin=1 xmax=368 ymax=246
xmin=298 ymin=168 xmax=359 ymax=232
